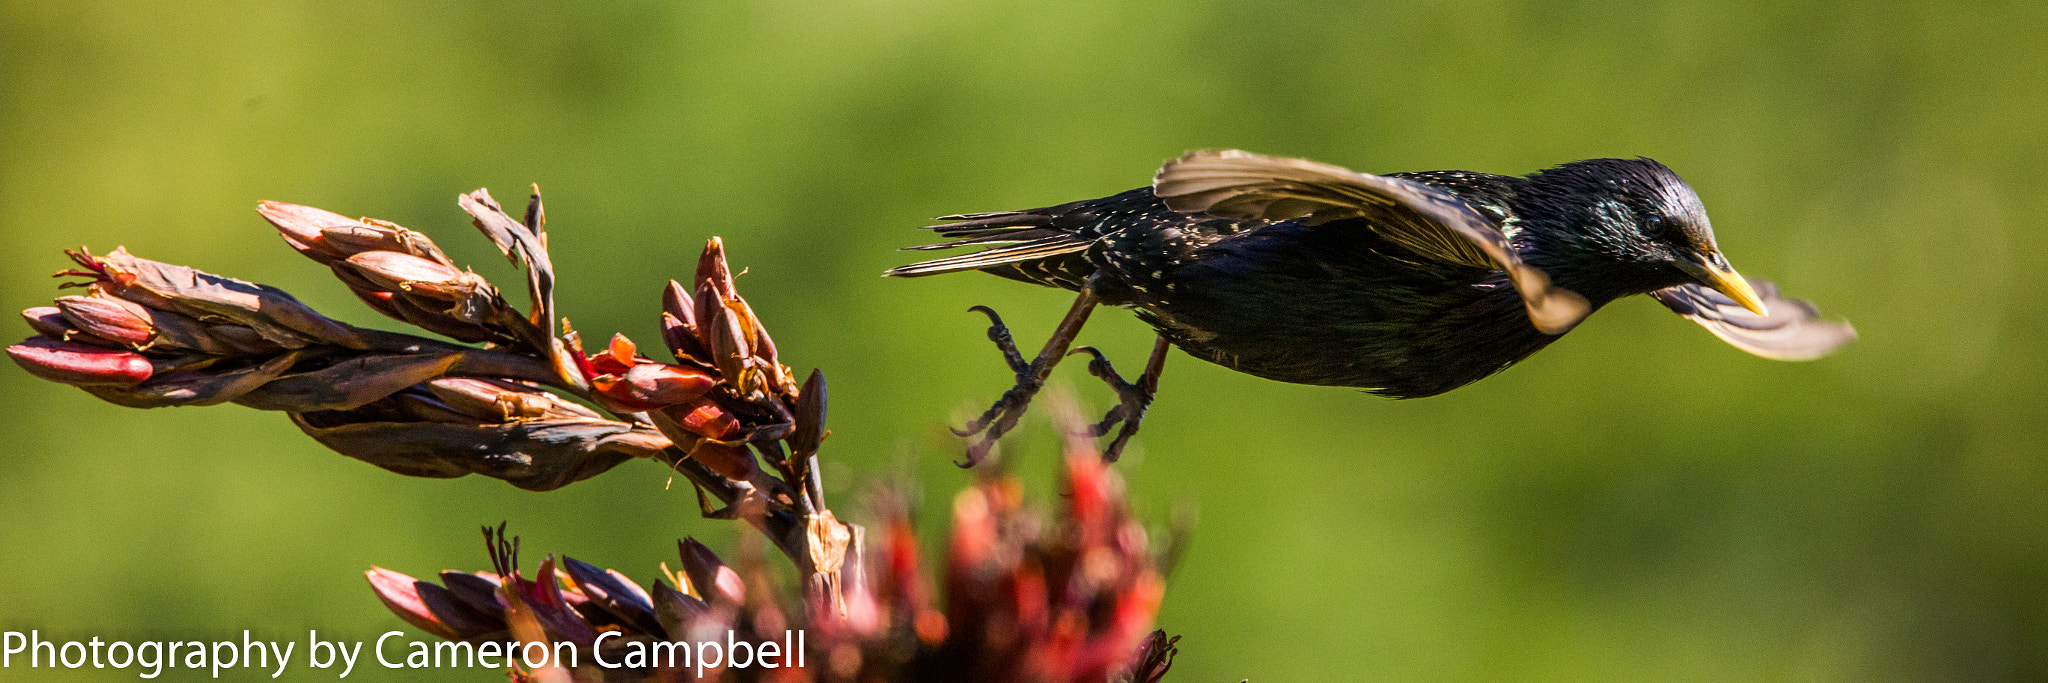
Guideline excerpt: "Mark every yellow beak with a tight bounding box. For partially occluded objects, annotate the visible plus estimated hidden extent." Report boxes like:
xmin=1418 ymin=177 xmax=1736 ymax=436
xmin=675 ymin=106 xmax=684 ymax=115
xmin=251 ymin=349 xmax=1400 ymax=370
xmin=1676 ymin=257 xmax=1768 ymax=317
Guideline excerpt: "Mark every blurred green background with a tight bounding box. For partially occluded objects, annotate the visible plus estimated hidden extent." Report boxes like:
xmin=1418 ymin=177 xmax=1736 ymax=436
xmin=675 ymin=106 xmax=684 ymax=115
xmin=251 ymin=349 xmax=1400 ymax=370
xmin=3 ymin=1 xmax=2044 ymax=680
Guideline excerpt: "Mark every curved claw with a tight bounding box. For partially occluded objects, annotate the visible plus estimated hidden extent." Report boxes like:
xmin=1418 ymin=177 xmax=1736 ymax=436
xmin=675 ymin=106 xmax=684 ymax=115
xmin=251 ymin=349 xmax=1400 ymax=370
xmin=1067 ymin=345 xmax=1117 ymax=378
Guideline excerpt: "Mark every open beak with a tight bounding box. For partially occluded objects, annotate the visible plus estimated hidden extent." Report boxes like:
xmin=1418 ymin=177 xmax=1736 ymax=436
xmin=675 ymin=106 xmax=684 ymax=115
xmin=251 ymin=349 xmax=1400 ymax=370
xmin=1675 ymin=255 xmax=1768 ymax=317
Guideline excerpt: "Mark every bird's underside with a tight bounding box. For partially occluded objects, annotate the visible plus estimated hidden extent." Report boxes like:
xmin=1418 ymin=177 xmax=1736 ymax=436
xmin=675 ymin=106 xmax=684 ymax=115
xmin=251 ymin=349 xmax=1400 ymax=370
xmin=888 ymin=149 xmax=1857 ymax=463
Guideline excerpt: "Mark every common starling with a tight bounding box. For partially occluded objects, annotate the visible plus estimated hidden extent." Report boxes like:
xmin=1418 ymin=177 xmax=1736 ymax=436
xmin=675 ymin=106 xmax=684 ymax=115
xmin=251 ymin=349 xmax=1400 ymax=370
xmin=888 ymin=150 xmax=1855 ymax=463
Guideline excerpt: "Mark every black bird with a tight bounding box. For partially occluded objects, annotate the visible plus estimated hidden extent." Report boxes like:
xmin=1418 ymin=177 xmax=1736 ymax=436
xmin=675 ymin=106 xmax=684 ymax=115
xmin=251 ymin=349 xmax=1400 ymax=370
xmin=888 ymin=149 xmax=1855 ymax=463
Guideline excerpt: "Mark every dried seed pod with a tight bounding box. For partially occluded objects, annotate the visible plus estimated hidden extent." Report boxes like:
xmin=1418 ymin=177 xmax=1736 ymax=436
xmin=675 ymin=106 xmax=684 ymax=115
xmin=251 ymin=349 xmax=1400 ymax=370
xmin=83 ymin=353 xmax=297 ymax=408
xmin=660 ymin=280 xmax=710 ymax=362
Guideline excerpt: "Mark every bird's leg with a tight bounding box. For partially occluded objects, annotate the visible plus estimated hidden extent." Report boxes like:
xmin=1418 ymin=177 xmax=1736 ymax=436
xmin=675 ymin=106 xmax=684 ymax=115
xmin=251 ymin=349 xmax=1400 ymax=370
xmin=954 ymin=274 xmax=1103 ymax=466
xmin=1069 ymin=334 xmax=1170 ymax=462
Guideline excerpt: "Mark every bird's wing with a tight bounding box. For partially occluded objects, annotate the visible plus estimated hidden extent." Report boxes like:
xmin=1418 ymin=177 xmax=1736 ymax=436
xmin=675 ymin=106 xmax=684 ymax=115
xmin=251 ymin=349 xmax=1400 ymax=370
xmin=1153 ymin=149 xmax=1591 ymax=334
xmin=1650 ymin=279 xmax=1856 ymax=360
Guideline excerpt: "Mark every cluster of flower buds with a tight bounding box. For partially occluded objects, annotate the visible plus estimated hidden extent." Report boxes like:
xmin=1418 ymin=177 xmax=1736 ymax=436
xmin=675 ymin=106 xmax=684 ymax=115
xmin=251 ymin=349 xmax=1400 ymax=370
xmin=291 ymin=377 xmax=672 ymax=491
xmin=566 ymin=239 xmax=808 ymax=486
xmin=6 ymin=246 xmax=528 ymax=411
xmin=259 ymin=199 xmax=534 ymax=347
xmin=366 ymin=439 xmax=1177 ymax=683
xmin=12 ymin=189 xmax=864 ymax=621
xmin=927 ymin=436 xmax=1167 ymax=683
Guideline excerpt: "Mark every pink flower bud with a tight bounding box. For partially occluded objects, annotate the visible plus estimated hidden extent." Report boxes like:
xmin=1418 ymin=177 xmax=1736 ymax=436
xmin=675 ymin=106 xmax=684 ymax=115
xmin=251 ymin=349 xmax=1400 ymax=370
xmin=687 ymin=440 xmax=757 ymax=481
xmin=365 ymin=567 xmax=462 ymax=641
xmin=342 ymin=251 xmax=478 ymax=302
xmin=662 ymin=398 xmax=740 ymax=440
xmin=258 ymin=200 xmax=362 ymax=263
xmin=677 ymin=538 xmax=747 ymax=606
xmin=695 ymin=238 xmax=738 ymax=302
xmin=7 ymin=336 xmax=153 ymax=386
xmin=22 ymin=306 xmax=75 ymax=339
xmin=320 ymin=218 xmax=450 ymax=265
xmin=54 ymin=295 xmax=154 ymax=347
xmin=602 ymin=363 xmax=717 ymax=409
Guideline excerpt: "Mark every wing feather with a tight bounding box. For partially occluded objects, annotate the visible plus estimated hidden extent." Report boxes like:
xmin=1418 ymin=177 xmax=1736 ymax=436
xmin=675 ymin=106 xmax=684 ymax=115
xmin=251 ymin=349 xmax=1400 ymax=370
xmin=1154 ymin=149 xmax=1592 ymax=335
xmin=1651 ymin=280 xmax=1855 ymax=360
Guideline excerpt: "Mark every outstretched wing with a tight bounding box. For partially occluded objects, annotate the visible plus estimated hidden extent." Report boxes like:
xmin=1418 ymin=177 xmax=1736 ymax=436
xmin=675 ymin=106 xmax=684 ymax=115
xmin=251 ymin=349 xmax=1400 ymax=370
xmin=1152 ymin=149 xmax=1591 ymax=335
xmin=1650 ymin=280 xmax=1855 ymax=360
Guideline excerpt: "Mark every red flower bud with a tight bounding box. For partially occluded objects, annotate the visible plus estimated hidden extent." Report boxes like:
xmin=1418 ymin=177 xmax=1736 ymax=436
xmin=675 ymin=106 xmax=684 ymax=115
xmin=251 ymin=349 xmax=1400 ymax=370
xmin=54 ymin=295 xmax=154 ymax=347
xmin=695 ymin=238 xmax=738 ymax=303
xmin=342 ymin=251 xmax=479 ymax=302
xmin=7 ymin=336 xmax=153 ymax=387
xmin=258 ymin=200 xmax=362 ymax=263
xmin=677 ymin=538 xmax=747 ymax=606
xmin=320 ymin=218 xmax=451 ymax=265
xmin=686 ymin=440 xmax=758 ymax=481
xmin=623 ymin=363 xmax=718 ymax=405
xmin=662 ymin=398 xmax=740 ymax=440
xmin=365 ymin=567 xmax=462 ymax=641
xmin=22 ymin=306 xmax=75 ymax=339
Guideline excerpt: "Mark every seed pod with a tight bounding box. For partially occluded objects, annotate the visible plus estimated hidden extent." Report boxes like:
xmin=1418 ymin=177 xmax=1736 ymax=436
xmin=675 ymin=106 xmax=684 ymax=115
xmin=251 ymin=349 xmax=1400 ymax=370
xmin=561 ymin=556 xmax=663 ymax=637
xmin=7 ymin=336 xmax=153 ymax=386
xmin=82 ymin=353 xmax=297 ymax=408
xmin=424 ymin=377 xmax=592 ymax=422
xmin=662 ymin=280 xmax=698 ymax=333
xmin=289 ymin=412 xmax=666 ymax=491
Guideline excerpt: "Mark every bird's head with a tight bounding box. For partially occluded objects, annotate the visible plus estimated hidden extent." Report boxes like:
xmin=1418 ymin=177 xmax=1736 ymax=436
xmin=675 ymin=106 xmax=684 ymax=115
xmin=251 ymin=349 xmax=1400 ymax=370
xmin=1520 ymin=158 xmax=1767 ymax=315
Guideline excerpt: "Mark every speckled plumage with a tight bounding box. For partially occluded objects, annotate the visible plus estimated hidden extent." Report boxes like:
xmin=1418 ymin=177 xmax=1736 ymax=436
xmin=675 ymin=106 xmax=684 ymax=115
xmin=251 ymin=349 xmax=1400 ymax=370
xmin=890 ymin=150 xmax=1853 ymax=404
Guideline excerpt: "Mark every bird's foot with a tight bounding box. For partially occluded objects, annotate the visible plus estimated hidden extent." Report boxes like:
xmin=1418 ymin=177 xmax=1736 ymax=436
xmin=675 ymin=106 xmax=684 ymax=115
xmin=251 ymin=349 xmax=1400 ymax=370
xmin=951 ymin=305 xmax=1044 ymax=466
xmin=1068 ymin=335 xmax=1169 ymax=462
xmin=950 ymin=281 xmax=1104 ymax=467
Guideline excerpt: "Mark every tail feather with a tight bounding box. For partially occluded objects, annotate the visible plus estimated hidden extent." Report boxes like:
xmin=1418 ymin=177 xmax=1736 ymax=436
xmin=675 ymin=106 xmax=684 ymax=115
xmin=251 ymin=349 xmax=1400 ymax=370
xmin=884 ymin=235 xmax=1093 ymax=277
